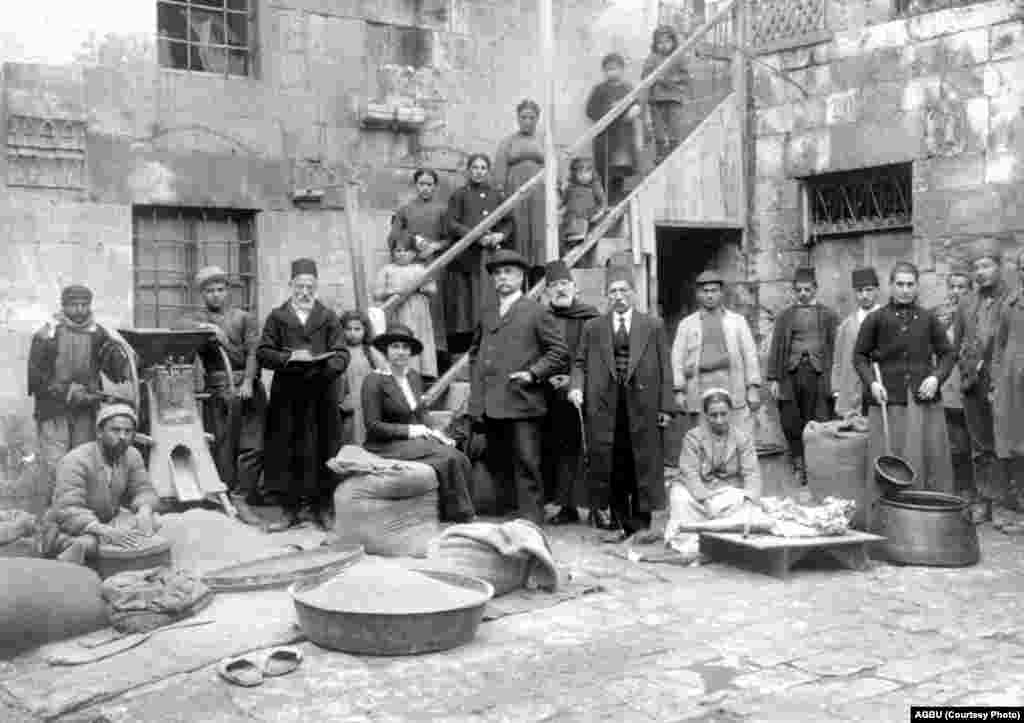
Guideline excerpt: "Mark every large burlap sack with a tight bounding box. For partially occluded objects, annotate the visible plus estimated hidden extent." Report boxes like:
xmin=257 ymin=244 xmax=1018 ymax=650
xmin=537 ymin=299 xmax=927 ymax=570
xmin=0 ymin=559 xmax=107 ymax=657
xmin=803 ymin=416 xmax=870 ymax=528
xmin=332 ymin=462 xmax=441 ymax=557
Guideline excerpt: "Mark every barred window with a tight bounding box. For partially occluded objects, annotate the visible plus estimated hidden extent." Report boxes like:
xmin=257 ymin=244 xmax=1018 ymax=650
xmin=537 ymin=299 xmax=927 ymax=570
xmin=805 ymin=164 xmax=913 ymax=239
xmin=157 ymin=0 xmax=255 ymax=77
xmin=133 ymin=207 xmax=257 ymax=328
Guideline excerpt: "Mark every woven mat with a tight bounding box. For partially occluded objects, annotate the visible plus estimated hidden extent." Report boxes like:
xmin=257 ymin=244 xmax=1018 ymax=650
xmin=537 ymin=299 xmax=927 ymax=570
xmin=0 ymin=590 xmax=302 ymax=719
xmin=482 ymin=576 xmax=605 ymax=621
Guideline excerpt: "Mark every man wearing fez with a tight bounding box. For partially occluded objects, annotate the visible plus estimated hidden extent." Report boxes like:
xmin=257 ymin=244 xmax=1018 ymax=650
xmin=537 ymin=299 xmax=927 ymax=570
xmin=28 ymin=284 xmax=131 ymax=490
xmin=766 ymin=267 xmax=840 ymax=484
xmin=831 ymin=267 xmax=881 ymax=417
xmin=42 ymin=404 xmax=159 ymax=565
xmin=257 ymin=258 xmax=349 ymax=530
xmin=469 ymin=250 xmax=568 ymax=525
xmin=954 ymin=238 xmax=1011 ymax=523
xmin=176 ymin=266 xmax=266 ymax=526
xmin=671 ymin=269 xmax=761 ymax=440
xmin=569 ymin=265 xmax=674 ymax=538
xmin=934 ymin=268 xmax=974 ymax=496
xmin=541 ymin=260 xmax=600 ymax=525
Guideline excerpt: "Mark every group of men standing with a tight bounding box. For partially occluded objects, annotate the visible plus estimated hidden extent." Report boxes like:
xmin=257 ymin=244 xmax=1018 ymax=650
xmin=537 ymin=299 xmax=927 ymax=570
xmin=27 ymin=236 xmax=1024 ymax=559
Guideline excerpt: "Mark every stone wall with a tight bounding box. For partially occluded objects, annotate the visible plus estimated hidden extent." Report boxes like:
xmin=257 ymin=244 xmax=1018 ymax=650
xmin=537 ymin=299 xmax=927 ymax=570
xmin=748 ymin=0 xmax=1023 ymax=346
xmin=0 ymin=0 xmax=661 ymax=435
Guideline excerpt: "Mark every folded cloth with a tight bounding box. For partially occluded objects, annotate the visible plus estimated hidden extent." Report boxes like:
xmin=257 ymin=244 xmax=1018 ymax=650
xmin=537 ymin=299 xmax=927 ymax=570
xmin=434 ymin=519 xmax=560 ymax=592
xmin=327 ymin=445 xmax=434 ymax=479
xmin=101 ymin=567 xmax=213 ymax=633
xmin=0 ymin=509 xmax=37 ymax=546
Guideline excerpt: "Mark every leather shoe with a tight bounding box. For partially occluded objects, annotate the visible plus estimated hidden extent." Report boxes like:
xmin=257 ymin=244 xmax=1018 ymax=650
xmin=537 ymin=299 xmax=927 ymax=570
xmin=589 ymin=508 xmax=617 ymax=530
xmin=546 ymin=507 xmax=580 ymax=525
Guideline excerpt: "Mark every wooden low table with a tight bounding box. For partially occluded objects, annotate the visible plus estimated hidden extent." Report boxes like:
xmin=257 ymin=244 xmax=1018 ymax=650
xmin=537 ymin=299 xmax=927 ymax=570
xmin=698 ymin=530 xmax=886 ymax=580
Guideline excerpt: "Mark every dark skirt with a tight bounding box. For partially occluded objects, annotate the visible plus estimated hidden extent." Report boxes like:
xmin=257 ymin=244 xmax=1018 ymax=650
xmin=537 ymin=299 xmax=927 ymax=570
xmin=364 ymin=438 xmax=475 ymax=522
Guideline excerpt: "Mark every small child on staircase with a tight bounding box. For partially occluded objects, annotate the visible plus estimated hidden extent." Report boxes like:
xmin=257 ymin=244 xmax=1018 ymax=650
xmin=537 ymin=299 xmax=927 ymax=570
xmin=642 ymin=25 xmax=692 ymax=163
xmin=559 ymin=157 xmax=606 ymax=266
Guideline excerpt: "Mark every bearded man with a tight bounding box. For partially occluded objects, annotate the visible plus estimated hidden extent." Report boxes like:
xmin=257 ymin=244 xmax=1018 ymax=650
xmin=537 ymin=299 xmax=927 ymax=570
xmin=42 ymin=404 xmax=160 ymax=565
xmin=28 ymin=284 xmax=131 ymax=490
xmin=257 ymin=258 xmax=349 ymax=530
xmin=541 ymin=260 xmax=600 ymax=525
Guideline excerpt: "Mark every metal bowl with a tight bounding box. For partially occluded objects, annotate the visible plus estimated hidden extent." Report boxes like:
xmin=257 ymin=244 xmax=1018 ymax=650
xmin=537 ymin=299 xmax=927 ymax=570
xmin=290 ymin=569 xmax=493 ymax=656
xmin=201 ymin=545 xmax=364 ymax=593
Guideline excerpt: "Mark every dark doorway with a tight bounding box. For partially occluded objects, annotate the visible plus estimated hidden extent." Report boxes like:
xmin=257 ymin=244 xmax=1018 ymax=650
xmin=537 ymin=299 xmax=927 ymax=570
xmin=656 ymin=225 xmax=742 ymax=340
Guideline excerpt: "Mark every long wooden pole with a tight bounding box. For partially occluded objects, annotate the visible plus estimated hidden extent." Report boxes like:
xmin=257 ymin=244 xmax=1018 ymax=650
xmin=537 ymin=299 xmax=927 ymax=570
xmin=541 ymin=0 xmax=559 ymax=263
xmin=343 ymin=181 xmax=368 ymax=311
xmin=379 ymin=1 xmax=737 ymax=314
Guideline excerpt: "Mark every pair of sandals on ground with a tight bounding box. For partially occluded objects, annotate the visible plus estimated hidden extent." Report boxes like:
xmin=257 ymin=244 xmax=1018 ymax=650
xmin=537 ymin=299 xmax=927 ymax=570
xmin=218 ymin=646 xmax=303 ymax=687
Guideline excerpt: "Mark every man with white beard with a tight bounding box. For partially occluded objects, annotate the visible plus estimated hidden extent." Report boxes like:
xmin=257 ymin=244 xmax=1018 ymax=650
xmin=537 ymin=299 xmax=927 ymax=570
xmin=541 ymin=261 xmax=600 ymax=525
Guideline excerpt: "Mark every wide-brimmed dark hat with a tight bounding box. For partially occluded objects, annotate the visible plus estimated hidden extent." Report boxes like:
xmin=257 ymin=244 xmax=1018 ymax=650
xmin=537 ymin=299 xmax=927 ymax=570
xmin=372 ymin=324 xmax=423 ymax=356
xmin=485 ymin=249 xmax=531 ymax=274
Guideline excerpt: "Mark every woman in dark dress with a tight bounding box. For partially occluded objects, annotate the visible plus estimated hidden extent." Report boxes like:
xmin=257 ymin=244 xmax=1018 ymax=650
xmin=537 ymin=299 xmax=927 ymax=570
xmin=445 ymin=153 xmax=516 ymax=354
xmin=391 ymin=168 xmax=449 ymax=367
xmin=361 ymin=324 xmax=476 ymax=523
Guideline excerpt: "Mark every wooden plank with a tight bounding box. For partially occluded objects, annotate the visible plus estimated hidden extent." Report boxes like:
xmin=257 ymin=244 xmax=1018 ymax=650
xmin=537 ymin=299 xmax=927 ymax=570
xmin=700 ymin=530 xmax=885 ymax=550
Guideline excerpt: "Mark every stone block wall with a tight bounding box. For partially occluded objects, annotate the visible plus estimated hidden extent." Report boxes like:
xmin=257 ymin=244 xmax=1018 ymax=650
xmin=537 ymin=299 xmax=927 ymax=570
xmin=0 ymin=0 xmax=662 ymax=440
xmin=748 ymin=0 xmax=1023 ymax=346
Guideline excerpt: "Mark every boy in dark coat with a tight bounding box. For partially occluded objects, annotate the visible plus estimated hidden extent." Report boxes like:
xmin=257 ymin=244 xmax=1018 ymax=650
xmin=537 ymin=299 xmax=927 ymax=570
xmin=541 ymin=260 xmax=600 ymax=524
xmin=641 ymin=25 xmax=691 ymax=162
xmin=766 ymin=267 xmax=840 ymax=485
xmin=257 ymin=258 xmax=349 ymax=530
xmin=569 ymin=265 xmax=675 ymax=538
xmin=469 ymin=250 xmax=569 ymax=525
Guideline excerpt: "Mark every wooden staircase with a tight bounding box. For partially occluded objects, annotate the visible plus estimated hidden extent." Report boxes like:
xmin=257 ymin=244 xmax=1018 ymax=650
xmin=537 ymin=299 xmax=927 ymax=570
xmin=378 ymin=0 xmax=747 ymax=407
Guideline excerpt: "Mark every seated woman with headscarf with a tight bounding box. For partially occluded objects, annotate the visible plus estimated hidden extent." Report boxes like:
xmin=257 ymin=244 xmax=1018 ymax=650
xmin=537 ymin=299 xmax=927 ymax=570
xmin=664 ymin=388 xmax=766 ymax=558
xmin=361 ymin=324 xmax=476 ymax=523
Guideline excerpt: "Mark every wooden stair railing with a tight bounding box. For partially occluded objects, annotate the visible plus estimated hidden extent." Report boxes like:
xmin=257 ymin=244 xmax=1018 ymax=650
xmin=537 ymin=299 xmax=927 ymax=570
xmin=377 ymin=0 xmax=743 ymax=407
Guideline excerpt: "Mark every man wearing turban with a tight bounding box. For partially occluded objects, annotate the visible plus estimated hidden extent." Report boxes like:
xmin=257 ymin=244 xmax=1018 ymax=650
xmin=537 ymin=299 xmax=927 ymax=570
xmin=27 ymin=284 xmax=131 ymax=492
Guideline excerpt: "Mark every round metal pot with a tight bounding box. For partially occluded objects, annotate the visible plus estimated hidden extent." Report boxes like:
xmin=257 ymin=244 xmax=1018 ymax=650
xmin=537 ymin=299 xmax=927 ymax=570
xmin=290 ymin=570 xmax=493 ymax=656
xmin=871 ymin=490 xmax=979 ymax=567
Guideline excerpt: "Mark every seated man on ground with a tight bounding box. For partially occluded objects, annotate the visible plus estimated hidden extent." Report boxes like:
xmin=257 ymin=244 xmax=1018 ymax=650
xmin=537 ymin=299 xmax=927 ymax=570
xmin=664 ymin=388 xmax=766 ymax=558
xmin=42 ymin=404 xmax=160 ymax=565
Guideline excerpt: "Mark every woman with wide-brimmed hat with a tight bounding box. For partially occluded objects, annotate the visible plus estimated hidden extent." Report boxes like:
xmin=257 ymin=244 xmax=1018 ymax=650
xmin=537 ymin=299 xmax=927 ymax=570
xmin=361 ymin=324 xmax=476 ymax=523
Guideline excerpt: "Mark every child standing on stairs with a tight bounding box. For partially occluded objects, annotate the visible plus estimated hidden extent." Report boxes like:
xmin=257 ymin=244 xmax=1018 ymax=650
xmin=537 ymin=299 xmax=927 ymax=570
xmin=642 ymin=25 xmax=691 ymax=164
xmin=373 ymin=231 xmax=438 ymax=382
xmin=559 ymin=157 xmax=606 ymax=266
xmin=585 ymin=52 xmax=642 ymax=206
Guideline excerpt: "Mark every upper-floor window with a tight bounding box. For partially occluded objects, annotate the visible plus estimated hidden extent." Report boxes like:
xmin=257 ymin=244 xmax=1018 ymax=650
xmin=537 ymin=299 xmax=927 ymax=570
xmin=157 ymin=0 xmax=255 ymax=77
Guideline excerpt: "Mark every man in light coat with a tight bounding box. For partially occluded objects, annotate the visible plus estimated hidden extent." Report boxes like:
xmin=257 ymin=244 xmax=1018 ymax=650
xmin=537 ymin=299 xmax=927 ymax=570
xmin=831 ymin=267 xmax=881 ymax=417
xmin=671 ymin=269 xmax=761 ymax=441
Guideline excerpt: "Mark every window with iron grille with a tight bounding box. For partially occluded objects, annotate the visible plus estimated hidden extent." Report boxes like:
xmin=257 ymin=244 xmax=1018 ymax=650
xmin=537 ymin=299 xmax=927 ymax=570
xmin=133 ymin=207 xmax=257 ymax=328
xmin=804 ymin=163 xmax=913 ymax=239
xmin=157 ymin=0 xmax=255 ymax=77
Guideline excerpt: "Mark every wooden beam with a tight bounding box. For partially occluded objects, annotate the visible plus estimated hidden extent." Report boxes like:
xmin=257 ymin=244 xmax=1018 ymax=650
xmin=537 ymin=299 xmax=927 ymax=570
xmin=343 ymin=181 xmax=368 ymax=311
xmin=380 ymin=0 xmax=738 ymax=315
xmin=541 ymin=0 xmax=559 ymax=264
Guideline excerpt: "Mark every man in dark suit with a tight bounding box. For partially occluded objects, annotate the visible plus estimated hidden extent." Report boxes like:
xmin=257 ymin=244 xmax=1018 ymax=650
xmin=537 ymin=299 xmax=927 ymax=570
xmin=469 ymin=250 xmax=569 ymax=525
xmin=569 ymin=265 xmax=675 ymax=538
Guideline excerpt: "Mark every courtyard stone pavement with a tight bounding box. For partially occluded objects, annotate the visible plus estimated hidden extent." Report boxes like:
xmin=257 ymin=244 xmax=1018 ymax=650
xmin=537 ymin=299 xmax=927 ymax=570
xmin=7 ymin=518 xmax=1021 ymax=723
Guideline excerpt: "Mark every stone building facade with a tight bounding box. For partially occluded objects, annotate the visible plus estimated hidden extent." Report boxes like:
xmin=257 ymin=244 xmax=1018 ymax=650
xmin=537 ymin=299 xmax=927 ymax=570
xmin=0 ymin=0 xmax=662 ymax=453
xmin=747 ymin=0 xmax=1023 ymax=342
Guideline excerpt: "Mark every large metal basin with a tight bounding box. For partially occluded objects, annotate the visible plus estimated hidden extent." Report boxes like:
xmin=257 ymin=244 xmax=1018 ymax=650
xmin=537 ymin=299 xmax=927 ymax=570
xmin=290 ymin=569 xmax=493 ymax=656
xmin=871 ymin=490 xmax=979 ymax=567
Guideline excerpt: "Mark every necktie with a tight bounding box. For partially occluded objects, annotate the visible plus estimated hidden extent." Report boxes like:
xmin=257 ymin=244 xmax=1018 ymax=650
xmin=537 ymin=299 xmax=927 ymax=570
xmin=615 ymin=316 xmax=628 ymax=345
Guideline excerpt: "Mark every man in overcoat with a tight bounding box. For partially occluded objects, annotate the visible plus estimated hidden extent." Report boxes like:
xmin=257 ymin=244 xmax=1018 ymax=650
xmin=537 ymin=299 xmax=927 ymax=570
xmin=831 ymin=267 xmax=881 ymax=417
xmin=28 ymin=284 xmax=131 ymax=490
xmin=954 ymin=238 xmax=1011 ymax=523
xmin=257 ymin=258 xmax=349 ymax=530
xmin=766 ymin=267 xmax=840 ymax=484
xmin=469 ymin=249 xmax=568 ymax=525
xmin=541 ymin=260 xmax=600 ymax=525
xmin=569 ymin=265 xmax=674 ymax=537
